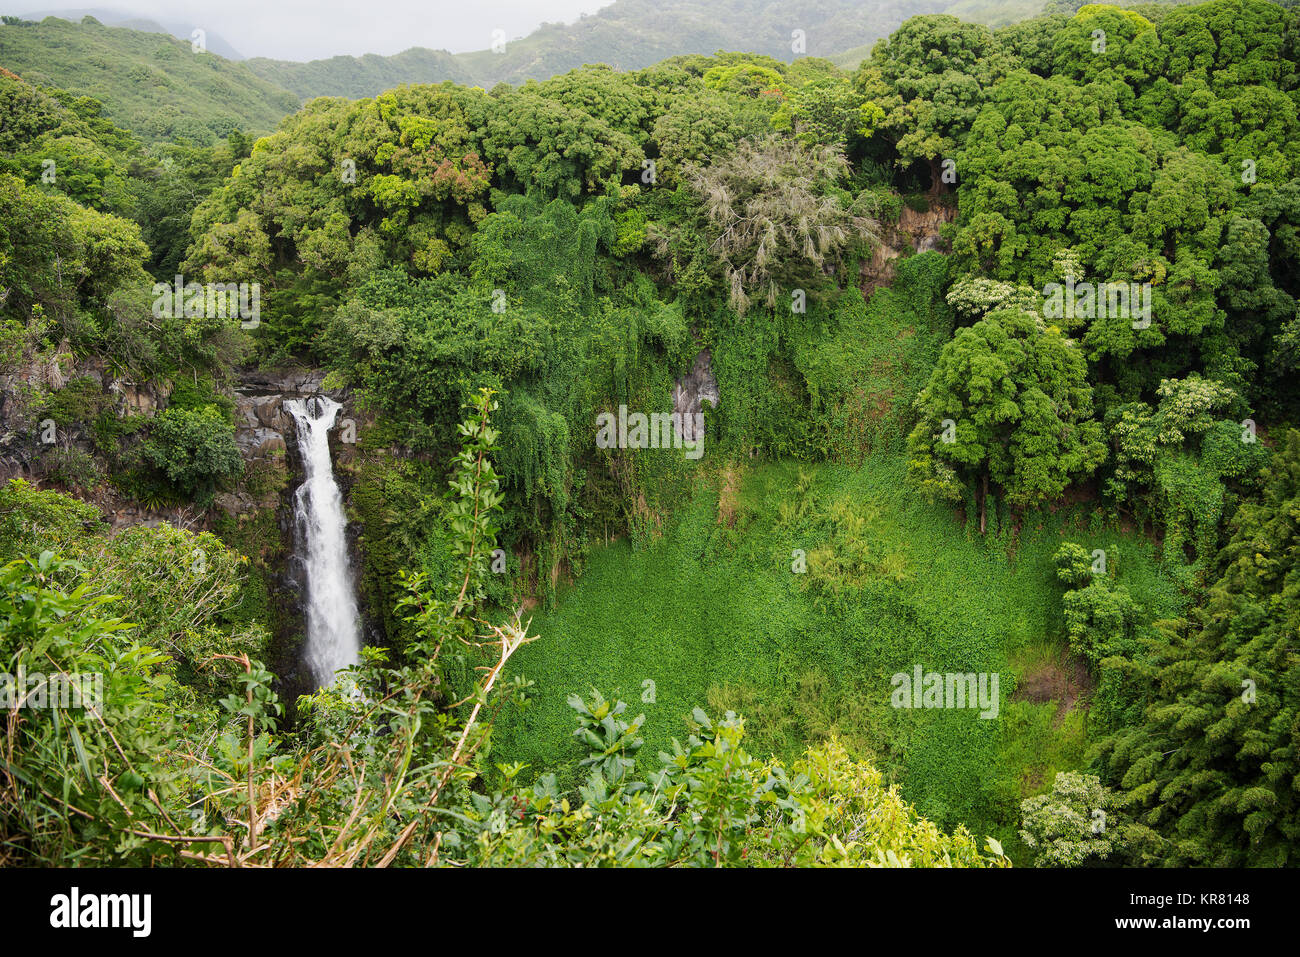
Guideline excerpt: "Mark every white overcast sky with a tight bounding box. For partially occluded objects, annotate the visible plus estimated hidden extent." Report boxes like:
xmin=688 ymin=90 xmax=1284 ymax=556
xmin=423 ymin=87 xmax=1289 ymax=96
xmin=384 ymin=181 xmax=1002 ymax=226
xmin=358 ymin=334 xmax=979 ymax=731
xmin=19 ymin=1 xmax=616 ymax=60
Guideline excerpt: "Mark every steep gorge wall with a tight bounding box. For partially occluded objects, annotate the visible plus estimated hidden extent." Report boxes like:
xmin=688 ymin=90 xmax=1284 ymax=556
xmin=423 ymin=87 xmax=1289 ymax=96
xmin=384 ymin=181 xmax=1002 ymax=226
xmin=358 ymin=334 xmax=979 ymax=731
xmin=0 ymin=357 xmax=367 ymax=705
xmin=861 ymin=200 xmax=956 ymax=299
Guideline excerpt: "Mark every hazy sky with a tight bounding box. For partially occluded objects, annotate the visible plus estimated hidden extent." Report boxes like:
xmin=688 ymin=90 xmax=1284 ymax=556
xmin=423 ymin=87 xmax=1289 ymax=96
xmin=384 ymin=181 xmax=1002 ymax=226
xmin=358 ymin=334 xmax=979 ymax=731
xmin=20 ymin=1 xmax=617 ymax=60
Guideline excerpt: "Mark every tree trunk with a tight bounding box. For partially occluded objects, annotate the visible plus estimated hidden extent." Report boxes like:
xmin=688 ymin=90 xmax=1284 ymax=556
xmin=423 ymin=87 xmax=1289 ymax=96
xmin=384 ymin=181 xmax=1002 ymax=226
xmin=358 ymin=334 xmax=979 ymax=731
xmin=928 ymin=156 xmax=945 ymax=197
xmin=979 ymin=473 xmax=988 ymax=535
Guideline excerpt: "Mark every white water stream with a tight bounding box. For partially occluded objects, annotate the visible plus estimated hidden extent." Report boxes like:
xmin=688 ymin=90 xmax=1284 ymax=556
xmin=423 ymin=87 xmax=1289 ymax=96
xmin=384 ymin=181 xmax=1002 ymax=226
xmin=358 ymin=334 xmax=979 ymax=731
xmin=284 ymin=395 xmax=361 ymax=688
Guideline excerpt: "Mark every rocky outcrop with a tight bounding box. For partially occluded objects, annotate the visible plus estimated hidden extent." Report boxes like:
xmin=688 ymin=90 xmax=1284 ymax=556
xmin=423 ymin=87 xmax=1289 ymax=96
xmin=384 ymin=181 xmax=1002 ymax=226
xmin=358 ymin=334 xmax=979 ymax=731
xmin=671 ymin=349 xmax=720 ymax=442
xmin=235 ymin=395 xmax=291 ymax=461
xmin=0 ymin=358 xmax=349 ymax=529
xmin=105 ymin=374 xmax=166 ymax=416
xmin=231 ymin=367 xmax=343 ymax=466
xmin=861 ymin=200 xmax=956 ymax=299
xmin=238 ymin=368 xmax=327 ymax=396
xmin=93 ymin=493 xmax=203 ymax=532
xmin=901 ymin=204 xmax=953 ymax=253
xmin=0 ymin=350 xmax=170 ymax=486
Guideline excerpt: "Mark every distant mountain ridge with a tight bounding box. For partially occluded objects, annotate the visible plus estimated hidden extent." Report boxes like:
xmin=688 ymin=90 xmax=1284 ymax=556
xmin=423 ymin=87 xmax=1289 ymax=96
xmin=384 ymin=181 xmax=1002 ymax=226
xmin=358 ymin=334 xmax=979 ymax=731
xmin=0 ymin=0 xmax=1064 ymax=144
xmin=243 ymin=0 xmax=961 ymax=98
xmin=18 ymin=6 xmax=246 ymax=58
xmin=0 ymin=15 xmax=297 ymax=142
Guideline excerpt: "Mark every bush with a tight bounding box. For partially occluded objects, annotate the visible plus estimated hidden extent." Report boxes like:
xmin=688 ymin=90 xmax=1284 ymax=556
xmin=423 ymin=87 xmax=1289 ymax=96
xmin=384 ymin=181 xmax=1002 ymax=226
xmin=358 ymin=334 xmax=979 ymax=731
xmin=1019 ymin=771 xmax=1155 ymax=867
xmin=41 ymin=446 xmax=100 ymax=492
xmin=143 ymin=404 xmax=243 ymax=505
xmin=0 ymin=478 xmax=100 ymax=559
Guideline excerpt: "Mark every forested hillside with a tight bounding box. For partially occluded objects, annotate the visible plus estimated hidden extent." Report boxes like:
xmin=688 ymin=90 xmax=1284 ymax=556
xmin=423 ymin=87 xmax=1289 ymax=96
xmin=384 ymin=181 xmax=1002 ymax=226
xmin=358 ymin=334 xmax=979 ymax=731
xmin=1 ymin=0 xmax=1298 ymax=870
xmin=19 ymin=7 xmax=248 ymax=58
xmin=244 ymin=0 xmax=954 ymax=97
xmin=244 ymin=0 xmax=1209 ymax=96
xmin=0 ymin=14 xmax=298 ymax=142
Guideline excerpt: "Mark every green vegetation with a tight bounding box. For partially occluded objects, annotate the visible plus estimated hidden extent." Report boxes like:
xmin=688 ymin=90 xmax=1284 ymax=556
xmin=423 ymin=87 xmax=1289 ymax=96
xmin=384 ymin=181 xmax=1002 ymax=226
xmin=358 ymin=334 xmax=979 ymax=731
xmin=907 ymin=308 xmax=1107 ymax=530
xmin=241 ymin=0 xmax=960 ymax=99
xmin=490 ymin=452 xmax=1184 ymax=859
xmin=1018 ymin=770 xmax=1156 ymax=865
xmin=142 ymin=405 xmax=244 ymax=506
xmin=1 ymin=0 xmax=1298 ymax=869
xmin=0 ymin=480 xmax=270 ymax=707
xmin=1095 ymin=430 xmax=1300 ymax=865
xmin=0 ymin=15 xmax=298 ymax=144
xmin=0 ymin=396 xmax=1005 ymax=867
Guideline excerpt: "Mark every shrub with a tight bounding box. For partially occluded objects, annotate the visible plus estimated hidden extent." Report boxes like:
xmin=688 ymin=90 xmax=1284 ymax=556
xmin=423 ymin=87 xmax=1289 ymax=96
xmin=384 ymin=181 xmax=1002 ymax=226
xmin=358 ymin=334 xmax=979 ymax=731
xmin=1019 ymin=771 xmax=1156 ymax=867
xmin=143 ymin=404 xmax=243 ymax=505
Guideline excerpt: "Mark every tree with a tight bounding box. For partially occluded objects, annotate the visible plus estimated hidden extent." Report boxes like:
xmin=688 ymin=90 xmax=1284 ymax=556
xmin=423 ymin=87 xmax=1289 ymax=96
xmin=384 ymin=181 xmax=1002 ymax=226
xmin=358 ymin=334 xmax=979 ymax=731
xmin=856 ymin=14 xmax=1009 ymax=192
xmin=1057 ymin=567 xmax=1142 ymax=666
xmin=679 ymin=135 xmax=877 ymax=314
xmin=1020 ymin=771 xmax=1156 ymax=866
xmin=652 ymin=90 xmax=746 ymax=186
xmin=0 ymin=172 xmax=244 ymax=375
xmin=1050 ymin=4 xmax=1165 ymax=96
xmin=994 ymin=14 xmax=1071 ymax=76
xmin=482 ymin=76 xmax=644 ymax=197
xmin=1097 ymin=430 xmax=1300 ymax=865
xmin=1160 ymin=0 xmax=1297 ymax=94
xmin=771 ymin=75 xmax=884 ymax=150
xmin=1103 ymin=377 xmax=1268 ymax=568
xmin=184 ymin=84 xmax=495 ymax=349
xmin=907 ymin=309 xmax=1106 ymax=531
xmin=702 ymin=62 xmax=786 ymax=99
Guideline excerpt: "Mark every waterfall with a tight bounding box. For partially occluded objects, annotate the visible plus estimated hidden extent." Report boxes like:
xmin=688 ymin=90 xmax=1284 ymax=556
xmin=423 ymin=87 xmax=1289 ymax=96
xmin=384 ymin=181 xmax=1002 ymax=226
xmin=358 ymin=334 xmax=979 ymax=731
xmin=284 ymin=395 xmax=361 ymax=688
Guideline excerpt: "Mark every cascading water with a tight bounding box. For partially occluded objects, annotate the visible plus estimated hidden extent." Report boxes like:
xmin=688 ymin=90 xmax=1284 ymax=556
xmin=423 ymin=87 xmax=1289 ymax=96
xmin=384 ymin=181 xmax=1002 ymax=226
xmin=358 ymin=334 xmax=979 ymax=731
xmin=284 ymin=395 xmax=361 ymax=688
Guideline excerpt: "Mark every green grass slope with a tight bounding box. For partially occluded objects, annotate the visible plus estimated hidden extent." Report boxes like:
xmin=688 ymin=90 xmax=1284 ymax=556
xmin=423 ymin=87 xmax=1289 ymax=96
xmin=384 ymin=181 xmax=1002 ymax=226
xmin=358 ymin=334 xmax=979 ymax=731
xmin=491 ymin=454 xmax=1184 ymax=860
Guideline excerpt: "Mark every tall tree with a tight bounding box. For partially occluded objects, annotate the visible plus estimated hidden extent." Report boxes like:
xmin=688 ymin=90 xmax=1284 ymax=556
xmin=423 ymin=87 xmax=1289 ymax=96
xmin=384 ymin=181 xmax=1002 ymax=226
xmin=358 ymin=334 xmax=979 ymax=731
xmin=907 ymin=308 xmax=1106 ymax=531
xmin=856 ymin=14 xmax=1008 ymax=192
xmin=1097 ymin=429 xmax=1300 ymax=865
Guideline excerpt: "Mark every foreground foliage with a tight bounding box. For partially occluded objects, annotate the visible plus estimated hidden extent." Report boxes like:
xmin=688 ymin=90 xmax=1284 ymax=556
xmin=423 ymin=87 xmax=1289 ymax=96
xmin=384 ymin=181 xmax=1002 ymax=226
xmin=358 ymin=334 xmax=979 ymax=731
xmin=2 ymin=0 xmax=1298 ymax=869
xmin=0 ymin=394 xmax=1004 ymax=867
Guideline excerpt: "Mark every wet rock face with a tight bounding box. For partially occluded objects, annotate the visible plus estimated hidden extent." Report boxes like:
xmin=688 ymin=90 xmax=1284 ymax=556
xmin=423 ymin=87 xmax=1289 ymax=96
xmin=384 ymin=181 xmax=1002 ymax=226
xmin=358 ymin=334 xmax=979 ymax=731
xmin=234 ymin=396 xmax=291 ymax=461
xmin=238 ymin=369 xmax=326 ymax=396
xmin=898 ymin=203 xmax=954 ymax=252
xmin=672 ymin=349 xmax=720 ymax=442
xmin=228 ymin=370 xmax=356 ymax=695
xmin=107 ymin=378 xmax=163 ymax=416
xmin=860 ymin=200 xmax=956 ymax=299
xmin=232 ymin=369 xmax=339 ymax=464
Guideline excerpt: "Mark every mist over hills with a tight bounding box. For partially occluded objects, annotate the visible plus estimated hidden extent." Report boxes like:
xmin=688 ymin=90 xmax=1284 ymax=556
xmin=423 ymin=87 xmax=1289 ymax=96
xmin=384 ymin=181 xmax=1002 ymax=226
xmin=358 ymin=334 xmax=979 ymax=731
xmin=0 ymin=0 xmax=1057 ymax=141
xmin=242 ymin=0 xmax=959 ymax=97
xmin=18 ymin=6 xmax=246 ymax=57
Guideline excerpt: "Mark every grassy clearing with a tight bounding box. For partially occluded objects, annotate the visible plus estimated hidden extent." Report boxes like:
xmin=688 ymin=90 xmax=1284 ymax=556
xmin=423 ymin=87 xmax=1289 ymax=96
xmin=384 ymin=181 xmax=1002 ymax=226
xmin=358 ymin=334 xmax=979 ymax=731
xmin=490 ymin=450 xmax=1186 ymax=859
